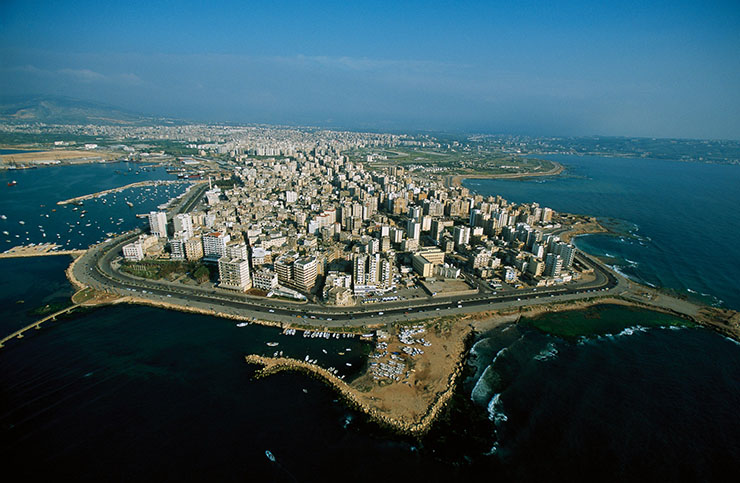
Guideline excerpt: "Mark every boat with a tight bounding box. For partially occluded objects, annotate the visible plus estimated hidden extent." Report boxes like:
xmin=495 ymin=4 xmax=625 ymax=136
xmin=236 ymin=322 xmax=249 ymax=327
xmin=266 ymin=342 xmax=279 ymax=347
xmin=7 ymin=181 xmax=17 ymax=186
xmin=265 ymin=450 xmax=276 ymax=462
xmin=126 ymin=201 xmax=134 ymax=208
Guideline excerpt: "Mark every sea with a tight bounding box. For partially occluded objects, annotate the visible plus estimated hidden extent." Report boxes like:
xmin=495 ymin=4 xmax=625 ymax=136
xmin=1 ymin=156 xmax=739 ymax=481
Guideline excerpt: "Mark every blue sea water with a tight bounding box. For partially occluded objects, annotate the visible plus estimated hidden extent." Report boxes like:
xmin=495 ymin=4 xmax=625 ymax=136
xmin=463 ymin=154 xmax=740 ymax=309
xmin=1 ymin=159 xmax=739 ymax=481
xmin=0 ymin=161 xmax=186 ymax=251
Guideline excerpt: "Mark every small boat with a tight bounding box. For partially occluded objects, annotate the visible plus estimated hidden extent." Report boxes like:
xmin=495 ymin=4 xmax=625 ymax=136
xmin=265 ymin=450 xmax=276 ymax=462
xmin=7 ymin=180 xmax=17 ymax=186
xmin=266 ymin=342 xmax=279 ymax=347
xmin=236 ymin=322 xmax=249 ymax=327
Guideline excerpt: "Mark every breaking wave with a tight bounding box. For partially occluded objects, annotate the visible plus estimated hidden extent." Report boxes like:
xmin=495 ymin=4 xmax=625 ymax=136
xmin=487 ymin=393 xmax=508 ymax=426
xmin=534 ymin=342 xmax=558 ymax=361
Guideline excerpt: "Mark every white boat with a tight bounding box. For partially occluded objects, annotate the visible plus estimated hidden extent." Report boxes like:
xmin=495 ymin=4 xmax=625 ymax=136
xmin=266 ymin=342 xmax=279 ymax=347
xmin=236 ymin=322 xmax=249 ymax=327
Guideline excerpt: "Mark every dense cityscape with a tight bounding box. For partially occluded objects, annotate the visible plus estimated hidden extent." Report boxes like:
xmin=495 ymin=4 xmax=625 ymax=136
xmin=116 ymin=131 xmax=580 ymax=309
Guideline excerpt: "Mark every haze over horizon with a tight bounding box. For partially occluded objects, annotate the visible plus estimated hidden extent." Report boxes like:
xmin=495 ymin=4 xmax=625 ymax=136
xmin=1 ymin=0 xmax=739 ymax=139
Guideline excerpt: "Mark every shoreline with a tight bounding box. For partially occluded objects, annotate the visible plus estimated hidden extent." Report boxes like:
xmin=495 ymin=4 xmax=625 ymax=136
xmin=447 ymin=161 xmax=564 ymax=187
xmin=55 ymin=233 xmax=739 ymax=436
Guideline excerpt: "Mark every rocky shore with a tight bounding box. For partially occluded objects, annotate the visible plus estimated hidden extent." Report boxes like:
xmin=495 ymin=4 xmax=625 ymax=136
xmin=244 ymin=321 xmax=473 ymax=436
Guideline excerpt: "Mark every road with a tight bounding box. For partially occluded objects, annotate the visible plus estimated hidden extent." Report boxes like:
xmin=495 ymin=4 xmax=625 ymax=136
xmin=73 ymin=229 xmax=624 ymax=327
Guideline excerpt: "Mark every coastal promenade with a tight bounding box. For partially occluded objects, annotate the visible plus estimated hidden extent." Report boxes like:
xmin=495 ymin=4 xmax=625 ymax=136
xmin=70 ymin=229 xmax=623 ymax=327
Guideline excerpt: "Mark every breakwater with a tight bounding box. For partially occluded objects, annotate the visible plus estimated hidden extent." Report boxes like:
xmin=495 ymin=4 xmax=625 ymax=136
xmin=245 ymin=326 xmax=471 ymax=436
xmin=57 ymin=179 xmax=192 ymax=205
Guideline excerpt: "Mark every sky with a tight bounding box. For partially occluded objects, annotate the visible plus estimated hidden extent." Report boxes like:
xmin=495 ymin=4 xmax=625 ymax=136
xmin=1 ymin=0 xmax=740 ymax=139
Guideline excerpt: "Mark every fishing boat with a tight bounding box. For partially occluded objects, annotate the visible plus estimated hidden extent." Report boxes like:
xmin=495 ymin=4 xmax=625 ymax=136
xmin=266 ymin=342 xmax=279 ymax=347
xmin=265 ymin=450 xmax=276 ymax=462
xmin=7 ymin=180 xmax=17 ymax=186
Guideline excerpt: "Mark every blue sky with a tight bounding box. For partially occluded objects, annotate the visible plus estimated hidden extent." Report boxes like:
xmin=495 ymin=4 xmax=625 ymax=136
xmin=1 ymin=0 xmax=739 ymax=139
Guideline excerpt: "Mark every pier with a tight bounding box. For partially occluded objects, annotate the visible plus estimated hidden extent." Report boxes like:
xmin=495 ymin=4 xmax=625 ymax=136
xmin=0 ymin=243 xmax=85 ymax=258
xmin=0 ymin=304 xmax=80 ymax=348
xmin=56 ymin=179 xmax=196 ymax=205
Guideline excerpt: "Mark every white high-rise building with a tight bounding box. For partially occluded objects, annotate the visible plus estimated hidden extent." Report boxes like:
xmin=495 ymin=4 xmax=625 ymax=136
xmin=293 ymin=256 xmax=318 ymax=292
xmin=173 ymin=213 xmax=194 ymax=239
xmin=218 ymin=257 xmax=252 ymax=291
xmin=203 ymin=232 xmax=230 ymax=259
xmin=253 ymin=268 xmax=278 ymax=291
xmin=406 ymin=220 xmax=421 ymax=241
xmin=169 ymin=238 xmax=185 ymax=260
xmin=149 ymin=211 xmax=168 ymax=238
xmin=453 ymin=225 xmax=470 ymax=247
xmin=226 ymin=242 xmax=248 ymax=260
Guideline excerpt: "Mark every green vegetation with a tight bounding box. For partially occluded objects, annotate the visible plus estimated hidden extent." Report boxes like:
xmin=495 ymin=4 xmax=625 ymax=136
xmin=193 ymin=265 xmax=211 ymax=283
xmin=121 ymin=260 xmax=210 ymax=282
xmin=521 ymin=304 xmax=696 ymax=340
xmin=344 ymin=145 xmax=557 ymax=177
xmin=28 ymin=301 xmax=73 ymax=316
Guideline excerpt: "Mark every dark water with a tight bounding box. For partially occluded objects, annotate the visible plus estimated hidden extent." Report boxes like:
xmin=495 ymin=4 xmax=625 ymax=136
xmin=463 ymin=154 xmax=740 ymax=310
xmin=1 ymin=160 xmax=740 ymax=481
xmin=0 ymin=149 xmax=43 ymax=154
xmin=464 ymin=310 xmax=740 ymax=481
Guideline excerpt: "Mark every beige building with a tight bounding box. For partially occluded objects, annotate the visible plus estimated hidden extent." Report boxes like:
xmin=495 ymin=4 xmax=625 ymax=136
xmin=218 ymin=257 xmax=252 ymax=291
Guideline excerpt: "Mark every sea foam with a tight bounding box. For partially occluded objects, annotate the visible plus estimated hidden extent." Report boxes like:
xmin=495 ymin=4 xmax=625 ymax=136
xmin=487 ymin=393 xmax=508 ymax=426
xmin=534 ymin=342 xmax=558 ymax=362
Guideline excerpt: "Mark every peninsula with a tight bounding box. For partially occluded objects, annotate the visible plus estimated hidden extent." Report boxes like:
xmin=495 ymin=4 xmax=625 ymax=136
xmin=2 ymin=124 xmax=737 ymax=436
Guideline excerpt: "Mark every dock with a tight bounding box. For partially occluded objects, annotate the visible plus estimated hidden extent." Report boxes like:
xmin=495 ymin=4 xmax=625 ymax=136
xmin=0 ymin=243 xmax=86 ymax=259
xmin=0 ymin=304 xmax=80 ymax=348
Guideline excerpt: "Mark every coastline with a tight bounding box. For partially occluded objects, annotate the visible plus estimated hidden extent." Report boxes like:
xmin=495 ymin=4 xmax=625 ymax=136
xmin=447 ymin=161 xmax=564 ymax=187
xmin=54 ymin=227 xmax=739 ymax=436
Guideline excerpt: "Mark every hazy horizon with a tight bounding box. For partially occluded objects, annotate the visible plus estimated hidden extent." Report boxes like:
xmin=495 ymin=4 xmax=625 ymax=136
xmin=2 ymin=1 xmax=739 ymax=139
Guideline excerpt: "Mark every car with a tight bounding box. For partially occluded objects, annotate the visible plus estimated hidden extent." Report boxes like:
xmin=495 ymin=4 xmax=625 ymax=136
xmin=268 ymin=309 xmax=275 ymax=313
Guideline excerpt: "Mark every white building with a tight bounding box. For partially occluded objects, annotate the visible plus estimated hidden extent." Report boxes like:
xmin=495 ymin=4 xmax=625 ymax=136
xmin=173 ymin=213 xmax=194 ymax=239
xmin=253 ymin=268 xmax=278 ymax=291
xmin=218 ymin=257 xmax=252 ymax=291
xmin=203 ymin=232 xmax=230 ymax=259
xmin=226 ymin=242 xmax=248 ymax=260
xmin=169 ymin=238 xmax=185 ymax=260
xmin=122 ymin=242 xmax=144 ymax=261
xmin=149 ymin=211 xmax=168 ymax=238
xmin=293 ymin=256 xmax=318 ymax=292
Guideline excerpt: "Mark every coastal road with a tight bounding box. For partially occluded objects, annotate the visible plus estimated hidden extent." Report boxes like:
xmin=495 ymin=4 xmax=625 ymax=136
xmin=73 ymin=231 xmax=623 ymax=327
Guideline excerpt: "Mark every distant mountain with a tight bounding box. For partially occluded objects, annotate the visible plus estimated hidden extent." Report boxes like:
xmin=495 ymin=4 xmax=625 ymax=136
xmin=0 ymin=95 xmax=181 ymax=126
